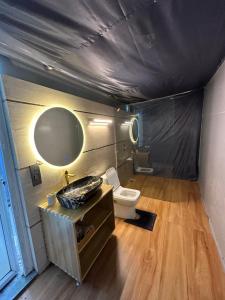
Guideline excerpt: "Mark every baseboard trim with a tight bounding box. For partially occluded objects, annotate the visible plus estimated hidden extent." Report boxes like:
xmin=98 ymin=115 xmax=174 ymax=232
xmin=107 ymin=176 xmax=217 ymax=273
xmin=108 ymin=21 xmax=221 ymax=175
xmin=199 ymin=188 xmax=225 ymax=273
xmin=208 ymin=217 xmax=225 ymax=273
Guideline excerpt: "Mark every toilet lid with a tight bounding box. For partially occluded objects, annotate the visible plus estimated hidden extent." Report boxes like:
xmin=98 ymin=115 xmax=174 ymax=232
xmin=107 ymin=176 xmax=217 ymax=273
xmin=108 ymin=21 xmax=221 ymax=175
xmin=105 ymin=167 xmax=120 ymax=191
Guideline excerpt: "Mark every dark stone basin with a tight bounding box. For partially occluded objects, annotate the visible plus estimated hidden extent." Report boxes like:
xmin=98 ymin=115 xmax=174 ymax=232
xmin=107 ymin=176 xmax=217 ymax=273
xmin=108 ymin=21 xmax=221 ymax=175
xmin=56 ymin=176 xmax=103 ymax=209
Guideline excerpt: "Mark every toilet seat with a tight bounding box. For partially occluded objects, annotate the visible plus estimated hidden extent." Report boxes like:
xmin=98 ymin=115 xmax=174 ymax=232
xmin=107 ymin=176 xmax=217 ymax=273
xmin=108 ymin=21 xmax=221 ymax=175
xmin=114 ymin=186 xmax=140 ymax=207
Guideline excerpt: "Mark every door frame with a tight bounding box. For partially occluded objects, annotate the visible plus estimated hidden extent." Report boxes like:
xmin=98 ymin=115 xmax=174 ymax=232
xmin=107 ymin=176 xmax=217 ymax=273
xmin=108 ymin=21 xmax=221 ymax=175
xmin=0 ymin=77 xmax=34 ymax=276
xmin=0 ymin=177 xmax=17 ymax=289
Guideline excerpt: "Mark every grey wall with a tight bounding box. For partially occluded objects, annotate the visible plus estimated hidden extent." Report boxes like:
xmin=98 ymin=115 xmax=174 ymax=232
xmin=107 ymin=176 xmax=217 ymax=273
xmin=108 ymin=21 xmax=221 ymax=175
xmin=0 ymin=75 xmax=133 ymax=273
xmin=199 ymin=61 xmax=225 ymax=270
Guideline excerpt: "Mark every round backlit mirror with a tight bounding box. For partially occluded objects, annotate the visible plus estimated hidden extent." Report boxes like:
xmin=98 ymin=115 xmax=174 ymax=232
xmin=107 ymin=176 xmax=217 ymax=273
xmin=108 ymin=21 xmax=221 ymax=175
xmin=33 ymin=107 xmax=84 ymax=166
xmin=129 ymin=117 xmax=139 ymax=144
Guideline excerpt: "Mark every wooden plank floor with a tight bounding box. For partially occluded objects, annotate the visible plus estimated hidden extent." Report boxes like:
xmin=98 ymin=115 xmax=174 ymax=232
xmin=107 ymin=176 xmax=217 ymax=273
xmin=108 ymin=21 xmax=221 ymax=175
xmin=18 ymin=176 xmax=225 ymax=300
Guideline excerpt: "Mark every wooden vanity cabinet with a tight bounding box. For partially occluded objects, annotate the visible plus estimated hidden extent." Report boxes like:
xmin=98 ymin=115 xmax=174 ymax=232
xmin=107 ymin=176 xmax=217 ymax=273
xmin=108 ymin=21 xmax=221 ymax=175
xmin=39 ymin=184 xmax=115 ymax=285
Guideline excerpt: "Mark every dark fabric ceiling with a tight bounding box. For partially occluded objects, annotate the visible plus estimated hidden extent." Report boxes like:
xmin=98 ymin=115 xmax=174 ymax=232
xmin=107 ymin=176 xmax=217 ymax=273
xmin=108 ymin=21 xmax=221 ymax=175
xmin=0 ymin=0 xmax=225 ymax=105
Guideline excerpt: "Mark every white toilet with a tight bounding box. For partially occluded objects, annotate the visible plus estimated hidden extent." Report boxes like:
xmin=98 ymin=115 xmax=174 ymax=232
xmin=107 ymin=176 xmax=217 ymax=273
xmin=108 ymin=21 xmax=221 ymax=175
xmin=103 ymin=167 xmax=141 ymax=219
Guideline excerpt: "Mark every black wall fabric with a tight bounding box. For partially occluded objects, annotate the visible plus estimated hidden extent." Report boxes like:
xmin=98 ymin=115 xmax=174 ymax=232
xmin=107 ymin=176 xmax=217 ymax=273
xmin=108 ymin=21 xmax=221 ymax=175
xmin=0 ymin=1 xmax=225 ymax=104
xmin=136 ymin=90 xmax=203 ymax=180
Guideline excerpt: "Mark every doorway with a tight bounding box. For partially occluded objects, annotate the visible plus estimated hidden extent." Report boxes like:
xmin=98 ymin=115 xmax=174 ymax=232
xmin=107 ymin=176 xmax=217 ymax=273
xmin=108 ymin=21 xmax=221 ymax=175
xmin=0 ymin=156 xmax=18 ymax=290
xmin=0 ymin=85 xmax=35 ymax=298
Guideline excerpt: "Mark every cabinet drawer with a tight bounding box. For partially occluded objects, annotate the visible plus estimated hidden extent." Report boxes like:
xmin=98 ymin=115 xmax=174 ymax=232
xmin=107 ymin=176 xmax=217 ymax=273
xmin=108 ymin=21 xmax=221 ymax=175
xmin=79 ymin=214 xmax=115 ymax=279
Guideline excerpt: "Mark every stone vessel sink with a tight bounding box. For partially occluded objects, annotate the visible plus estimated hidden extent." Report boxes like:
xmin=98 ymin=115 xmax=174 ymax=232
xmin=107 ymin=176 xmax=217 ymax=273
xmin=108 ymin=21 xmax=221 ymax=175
xmin=56 ymin=176 xmax=103 ymax=209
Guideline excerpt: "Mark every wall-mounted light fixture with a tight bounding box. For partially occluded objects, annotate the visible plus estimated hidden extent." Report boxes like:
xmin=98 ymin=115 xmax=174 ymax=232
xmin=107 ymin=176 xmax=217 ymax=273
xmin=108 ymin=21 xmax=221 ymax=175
xmin=89 ymin=118 xmax=113 ymax=126
xmin=121 ymin=120 xmax=132 ymax=126
xmin=129 ymin=117 xmax=139 ymax=144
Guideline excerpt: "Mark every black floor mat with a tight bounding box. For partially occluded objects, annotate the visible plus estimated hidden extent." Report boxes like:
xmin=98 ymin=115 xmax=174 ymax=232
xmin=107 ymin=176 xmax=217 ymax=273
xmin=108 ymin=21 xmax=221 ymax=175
xmin=124 ymin=209 xmax=157 ymax=231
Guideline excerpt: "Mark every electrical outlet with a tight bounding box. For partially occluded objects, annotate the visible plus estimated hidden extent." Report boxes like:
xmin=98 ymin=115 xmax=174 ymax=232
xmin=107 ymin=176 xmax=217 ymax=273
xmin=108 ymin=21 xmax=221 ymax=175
xmin=29 ymin=164 xmax=42 ymax=186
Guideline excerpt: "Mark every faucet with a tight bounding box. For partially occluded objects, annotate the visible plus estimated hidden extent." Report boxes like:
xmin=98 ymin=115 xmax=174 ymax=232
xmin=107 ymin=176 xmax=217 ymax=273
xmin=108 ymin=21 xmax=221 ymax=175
xmin=64 ymin=170 xmax=76 ymax=185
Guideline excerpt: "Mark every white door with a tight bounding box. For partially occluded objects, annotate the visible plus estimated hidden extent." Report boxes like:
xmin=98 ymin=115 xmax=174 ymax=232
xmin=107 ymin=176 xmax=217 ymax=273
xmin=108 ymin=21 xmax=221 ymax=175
xmin=0 ymin=215 xmax=11 ymax=281
xmin=0 ymin=177 xmax=17 ymax=290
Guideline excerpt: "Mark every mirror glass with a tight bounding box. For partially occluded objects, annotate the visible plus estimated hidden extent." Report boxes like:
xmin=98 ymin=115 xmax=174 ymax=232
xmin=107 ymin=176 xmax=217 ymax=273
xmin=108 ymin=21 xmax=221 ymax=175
xmin=130 ymin=118 xmax=139 ymax=143
xmin=34 ymin=107 xmax=84 ymax=166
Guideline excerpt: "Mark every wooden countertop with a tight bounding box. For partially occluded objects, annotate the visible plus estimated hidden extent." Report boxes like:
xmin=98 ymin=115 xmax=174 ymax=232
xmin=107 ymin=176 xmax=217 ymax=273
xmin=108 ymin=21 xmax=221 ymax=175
xmin=38 ymin=183 xmax=113 ymax=223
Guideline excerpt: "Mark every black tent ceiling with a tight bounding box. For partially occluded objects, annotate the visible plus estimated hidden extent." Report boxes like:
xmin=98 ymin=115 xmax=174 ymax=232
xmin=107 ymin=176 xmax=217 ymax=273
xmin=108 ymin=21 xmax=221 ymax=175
xmin=0 ymin=0 xmax=225 ymax=104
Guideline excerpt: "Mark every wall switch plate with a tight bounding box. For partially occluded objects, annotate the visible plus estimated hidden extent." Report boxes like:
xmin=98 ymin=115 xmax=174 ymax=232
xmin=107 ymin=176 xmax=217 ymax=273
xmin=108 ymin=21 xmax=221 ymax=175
xmin=29 ymin=164 xmax=42 ymax=186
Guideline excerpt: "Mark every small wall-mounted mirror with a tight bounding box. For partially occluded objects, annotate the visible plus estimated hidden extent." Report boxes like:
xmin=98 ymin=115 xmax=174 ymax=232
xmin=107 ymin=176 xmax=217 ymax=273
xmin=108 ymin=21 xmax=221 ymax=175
xmin=34 ymin=107 xmax=84 ymax=166
xmin=129 ymin=117 xmax=139 ymax=144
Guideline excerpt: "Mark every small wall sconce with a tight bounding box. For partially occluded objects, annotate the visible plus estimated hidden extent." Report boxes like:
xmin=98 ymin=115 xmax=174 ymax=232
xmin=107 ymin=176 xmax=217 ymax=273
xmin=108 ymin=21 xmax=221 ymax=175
xmin=121 ymin=120 xmax=131 ymax=126
xmin=89 ymin=118 xmax=113 ymax=126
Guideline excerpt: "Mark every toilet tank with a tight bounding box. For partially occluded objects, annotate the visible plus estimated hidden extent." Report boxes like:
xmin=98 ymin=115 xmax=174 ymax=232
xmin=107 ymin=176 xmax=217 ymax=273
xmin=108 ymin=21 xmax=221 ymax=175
xmin=104 ymin=167 xmax=121 ymax=191
xmin=101 ymin=173 xmax=108 ymax=184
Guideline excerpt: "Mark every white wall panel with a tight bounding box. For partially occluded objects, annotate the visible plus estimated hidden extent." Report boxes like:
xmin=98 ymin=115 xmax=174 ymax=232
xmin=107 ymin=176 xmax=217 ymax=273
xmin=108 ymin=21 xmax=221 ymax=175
xmin=2 ymin=75 xmax=115 ymax=116
xmin=117 ymin=160 xmax=133 ymax=186
xmin=116 ymin=140 xmax=133 ymax=167
xmin=6 ymin=102 xmax=115 ymax=169
xmin=1 ymin=75 xmax=130 ymax=273
xmin=28 ymin=223 xmax=49 ymax=274
xmin=202 ymin=64 xmax=225 ymax=116
xmin=199 ymin=61 xmax=225 ymax=270
xmin=18 ymin=145 xmax=116 ymax=227
xmin=115 ymin=117 xmax=130 ymax=142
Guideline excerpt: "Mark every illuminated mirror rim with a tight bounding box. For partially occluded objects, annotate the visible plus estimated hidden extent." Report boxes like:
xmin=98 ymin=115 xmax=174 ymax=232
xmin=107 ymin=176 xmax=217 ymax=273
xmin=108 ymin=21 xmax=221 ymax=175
xmin=31 ymin=106 xmax=85 ymax=168
xmin=129 ymin=117 xmax=139 ymax=144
